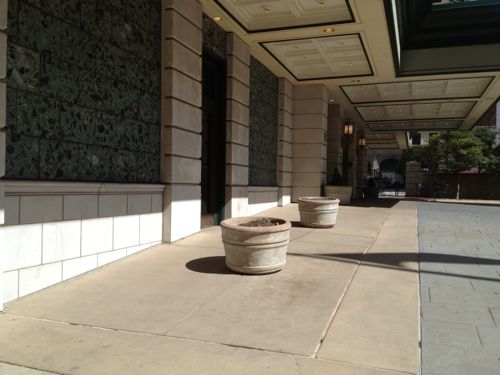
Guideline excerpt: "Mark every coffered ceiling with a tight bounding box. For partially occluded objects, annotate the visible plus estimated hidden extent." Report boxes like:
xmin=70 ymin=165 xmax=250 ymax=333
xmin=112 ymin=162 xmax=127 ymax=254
xmin=214 ymin=0 xmax=353 ymax=32
xmin=201 ymin=0 xmax=500 ymax=149
xmin=367 ymin=120 xmax=463 ymax=132
xmin=357 ymin=101 xmax=476 ymax=122
xmin=262 ymin=34 xmax=372 ymax=80
xmin=341 ymin=77 xmax=493 ymax=104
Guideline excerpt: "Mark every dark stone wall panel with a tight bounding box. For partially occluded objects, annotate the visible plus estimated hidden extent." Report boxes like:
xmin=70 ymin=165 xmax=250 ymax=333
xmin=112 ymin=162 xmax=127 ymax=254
xmin=249 ymin=57 xmax=278 ymax=187
xmin=203 ymin=14 xmax=226 ymax=60
xmin=4 ymin=0 xmax=161 ymax=183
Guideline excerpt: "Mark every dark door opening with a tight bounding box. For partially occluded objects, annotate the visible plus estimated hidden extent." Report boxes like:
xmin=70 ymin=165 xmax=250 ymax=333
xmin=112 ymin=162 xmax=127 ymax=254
xmin=201 ymin=51 xmax=226 ymax=227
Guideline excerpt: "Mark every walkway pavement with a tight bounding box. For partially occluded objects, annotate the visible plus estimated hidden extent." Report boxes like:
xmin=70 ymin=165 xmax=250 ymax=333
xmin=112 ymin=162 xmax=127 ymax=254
xmin=0 ymin=201 xmax=419 ymax=375
xmin=418 ymin=202 xmax=500 ymax=375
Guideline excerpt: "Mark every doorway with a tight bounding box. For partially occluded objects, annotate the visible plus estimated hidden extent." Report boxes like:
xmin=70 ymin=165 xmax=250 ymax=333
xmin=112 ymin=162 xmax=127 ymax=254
xmin=201 ymin=51 xmax=226 ymax=227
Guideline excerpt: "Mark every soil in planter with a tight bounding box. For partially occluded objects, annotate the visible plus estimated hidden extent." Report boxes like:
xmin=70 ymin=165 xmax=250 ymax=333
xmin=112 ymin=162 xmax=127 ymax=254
xmin=239 ymin=218 xmax=282 ymax=227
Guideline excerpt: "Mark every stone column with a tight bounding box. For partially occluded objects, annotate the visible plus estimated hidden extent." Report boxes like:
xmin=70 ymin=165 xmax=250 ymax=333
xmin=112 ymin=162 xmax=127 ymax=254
xmin=406 ymin=161 xmax=422 ymax=196
xmin=0 ymin=0 xmax=7 ymax=311
xmin=327 ymin=103 xmax=342 ymax=183
xmin=161 ymin=0 xmax=203 ymax=242
xmin=355 ymin=143 xmax=368 ymax=198
xmin=292 ymin=85 xmax=328 ymax=201
xmin=225 ymin=33 xmax=250 ymax=218
xmin=347 ymin=133 xmax=357 ymax=188
xmin=277 ymin=78 xmax=293 ymax=206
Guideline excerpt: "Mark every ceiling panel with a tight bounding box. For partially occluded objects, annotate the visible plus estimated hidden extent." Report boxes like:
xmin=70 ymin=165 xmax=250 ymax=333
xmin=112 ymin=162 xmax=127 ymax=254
xmin=341 ymin=77 xmax=493 ymax=104
xmin=262 ymin=34 xmax=372 ymax=80
xmin=214 ymin=0 xmax=353 ymax=32
xmin=356 ymin=101 xmax=475 ymax=122
xmin=367 ymin=119 xmax=463 ymax=132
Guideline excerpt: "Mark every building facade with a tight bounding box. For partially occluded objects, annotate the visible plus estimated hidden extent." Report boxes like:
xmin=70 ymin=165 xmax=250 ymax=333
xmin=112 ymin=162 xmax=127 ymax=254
xmin=0 ymin=0 xmax=359 ymax=309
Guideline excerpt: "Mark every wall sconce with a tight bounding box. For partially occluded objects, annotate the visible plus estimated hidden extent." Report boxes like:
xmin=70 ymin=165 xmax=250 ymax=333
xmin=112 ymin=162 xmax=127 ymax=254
xmin=358 ymin=135 xmax=367 ymax=147
xmin=343 ymin=121 xmax=354 ymax=135
xmin=342 ymin=120 xmax=354 ymax=185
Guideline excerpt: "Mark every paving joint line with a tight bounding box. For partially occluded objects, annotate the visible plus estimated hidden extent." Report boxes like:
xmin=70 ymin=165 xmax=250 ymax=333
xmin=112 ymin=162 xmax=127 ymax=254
xmin=0 ymin=360 xmax=64 ymax=375
xmin=311 ymin=206 xmax=392 ymax=358
xmin=3 ymin=300 xmax=416 ymax=375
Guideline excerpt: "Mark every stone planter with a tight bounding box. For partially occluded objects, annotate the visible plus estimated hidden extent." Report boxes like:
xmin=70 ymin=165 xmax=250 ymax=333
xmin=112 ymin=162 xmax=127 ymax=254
xmin=324 ymin=185 xmax=353 ymax=205
xmin=221 ymin=217 xmax=291 ymax=274
xmin=298 ymin=197 xmax=340 ymax=228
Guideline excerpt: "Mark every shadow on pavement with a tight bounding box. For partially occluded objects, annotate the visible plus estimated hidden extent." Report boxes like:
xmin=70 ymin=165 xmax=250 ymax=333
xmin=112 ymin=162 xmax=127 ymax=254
xmin=348 ymin=199 xmax=401 ymax=208
xmin=185 ymin=256 xmax=234 ymax=275
xmin=288 ymin=252 xmax=500 ymax=283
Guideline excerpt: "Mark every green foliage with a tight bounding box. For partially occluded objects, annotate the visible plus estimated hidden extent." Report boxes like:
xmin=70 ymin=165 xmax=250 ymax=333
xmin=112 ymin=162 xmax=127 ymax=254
xmin=403 ymin=128 xmax=500 ymax=174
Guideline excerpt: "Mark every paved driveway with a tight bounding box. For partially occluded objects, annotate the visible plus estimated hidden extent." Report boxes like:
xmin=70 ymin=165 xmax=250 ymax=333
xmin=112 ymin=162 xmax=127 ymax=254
xmin=418 ymin=202 xmax=500 ymax=375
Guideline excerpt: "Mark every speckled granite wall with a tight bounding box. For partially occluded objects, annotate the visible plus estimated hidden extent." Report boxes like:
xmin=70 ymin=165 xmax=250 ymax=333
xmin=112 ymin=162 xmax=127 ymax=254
xmin=202 ymin=14 xmax=226 ymax=60
xmin=4 ymin=0 xmax=161 ymax=182
xmin=249 ymin=57 xmax=278 ymax=186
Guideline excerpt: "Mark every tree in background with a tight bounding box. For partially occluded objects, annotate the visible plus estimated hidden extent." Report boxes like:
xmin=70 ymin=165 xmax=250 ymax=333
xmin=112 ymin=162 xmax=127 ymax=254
xmin=398 ymin=127 xmax=499 ymax=174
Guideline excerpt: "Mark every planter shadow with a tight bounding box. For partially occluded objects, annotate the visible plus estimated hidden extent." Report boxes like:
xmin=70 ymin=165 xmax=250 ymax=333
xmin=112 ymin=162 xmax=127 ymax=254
xmin=185 ymin=256 xmax=234 ymax=275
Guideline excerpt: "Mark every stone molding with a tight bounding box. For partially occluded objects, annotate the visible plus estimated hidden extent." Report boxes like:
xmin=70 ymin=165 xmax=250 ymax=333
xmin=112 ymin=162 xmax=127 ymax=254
xmin=3 ymin=180 xmax=165 ymax=196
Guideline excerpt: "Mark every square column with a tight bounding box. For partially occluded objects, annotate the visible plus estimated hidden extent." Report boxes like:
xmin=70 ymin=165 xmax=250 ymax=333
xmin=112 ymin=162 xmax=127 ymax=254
xmin=278 ymin=78 xmax=293 ymax=206
xmin=225 ymin=33 xmax=250 ymax=218
xmin=161 ymin=0 xmax=203 ymax=242
xmin=327 ymin=104 xmax=343 ymax=183
xmin=292 ymin=85 xmax=328 ymax=202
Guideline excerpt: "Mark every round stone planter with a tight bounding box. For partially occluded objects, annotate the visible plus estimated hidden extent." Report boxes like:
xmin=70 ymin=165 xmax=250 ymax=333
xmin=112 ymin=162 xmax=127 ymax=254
xmin=298 ymin=196 xmax=340 ymax=228
xmin=324 ymin=185 xmax=353 ymax=205
xmin=220 ymin=217 xmax=291 ymax=274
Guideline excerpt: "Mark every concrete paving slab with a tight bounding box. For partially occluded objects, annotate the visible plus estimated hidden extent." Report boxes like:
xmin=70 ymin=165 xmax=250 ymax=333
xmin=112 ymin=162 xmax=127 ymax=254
xmin=317 ymin=202 xmax=419 ymax=374
xmin=422 ymin=321 xmax=481 ymax=349
xmin=418 ymin=202 xmax=500 ymax=375
xmin=0 ymin=363 xmax=56 ymax=375
xmin=1 ymin=201 xmax=420 ymax=375
xmin=421 ymin=301 xmax=496 ymax=327
xmin=0 ymin=315 xmax=407 ymax=375
xmin=167 ymin=252 xmax=360 ymax=355
xmin=5 ymin=244 xmax=241 ymax=334
xmin=317 ymin=265 xmax=419 ymax=373
xmin=421 ymin=343 xmax=500 ymax=375
xmin=419 ymin=274 xmax=474 ymax=290
xmin=295 ymin=231 xmax=374 ymax=248
xmin=287 ymin=239 xmax=368 ymax=257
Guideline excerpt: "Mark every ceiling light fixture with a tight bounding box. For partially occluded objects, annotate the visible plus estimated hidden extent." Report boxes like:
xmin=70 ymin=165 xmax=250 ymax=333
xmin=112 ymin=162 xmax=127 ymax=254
xmin=323 ymin=27 xmax=334 ymax=33
xmin=213 ymin=16 xmax=222 ymax=22
xmin=261 ymin=5 xmax=270 ymax=12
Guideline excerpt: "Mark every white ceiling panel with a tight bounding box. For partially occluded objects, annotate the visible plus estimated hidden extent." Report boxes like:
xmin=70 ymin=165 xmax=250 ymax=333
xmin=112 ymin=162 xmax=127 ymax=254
xmin=342 ymin=77 xmax=493 ymax=103
xmin=263 ymin=34 xmax=372 ymax=80
xmin=357 ymin=101 xmax=475 ymax=122
xmin=215 ymin=0 xmax=353 ymax=32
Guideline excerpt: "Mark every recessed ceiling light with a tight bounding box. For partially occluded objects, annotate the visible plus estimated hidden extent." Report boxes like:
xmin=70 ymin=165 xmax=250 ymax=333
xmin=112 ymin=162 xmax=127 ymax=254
xmin=262 ymin=5 xmax=271 ymax=12
xmin=323 ymin=27 xmax=334 ymax=33
xmin=329 ymin=99 xmax=335 ymax=102
xmin=213 ymin=16 xmax=222 ymax=22
xmin=304 ymin=57 xmax=309 ymax=61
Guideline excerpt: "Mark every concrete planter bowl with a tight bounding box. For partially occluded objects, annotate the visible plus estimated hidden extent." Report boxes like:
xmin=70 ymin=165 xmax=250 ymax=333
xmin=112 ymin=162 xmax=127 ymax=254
xmin=298 ymin=196 xmax=340 ymax=228
xmin=220 ymin=217 xmax=291 ymax=274
xmin=325 ymin=185 xmax=353 ymax=205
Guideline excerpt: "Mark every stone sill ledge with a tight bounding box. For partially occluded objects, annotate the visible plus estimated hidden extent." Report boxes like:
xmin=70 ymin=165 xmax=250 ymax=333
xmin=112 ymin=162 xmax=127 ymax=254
xmin=1 ymin=180 xmax=166 ymax=196
xmin=248 ymin=186 xmax=279 ymax=193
